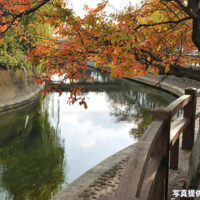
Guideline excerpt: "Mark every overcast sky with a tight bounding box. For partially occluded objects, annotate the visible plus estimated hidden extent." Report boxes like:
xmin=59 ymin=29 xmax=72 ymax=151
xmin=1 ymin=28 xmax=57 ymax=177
xmin=67 ymin=0 xmax=142 ymax=18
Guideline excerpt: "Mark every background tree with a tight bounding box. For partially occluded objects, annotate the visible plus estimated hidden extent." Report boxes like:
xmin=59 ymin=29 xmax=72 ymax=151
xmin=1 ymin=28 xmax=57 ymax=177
xmin=0 ymin=0 xmax=65 ymax=70
xmin=0 ymin=0 xmax=51 ymax=38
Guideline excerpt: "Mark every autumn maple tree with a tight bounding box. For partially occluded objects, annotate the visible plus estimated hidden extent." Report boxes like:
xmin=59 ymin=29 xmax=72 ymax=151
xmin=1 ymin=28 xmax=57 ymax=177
xmin=0 ymin=0 xmax=200 ymax=105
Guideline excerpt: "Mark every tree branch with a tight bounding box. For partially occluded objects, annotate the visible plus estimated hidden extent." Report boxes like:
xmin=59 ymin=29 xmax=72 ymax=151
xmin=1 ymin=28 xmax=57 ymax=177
xmin=0 ymin=0 xmax=50 ymax=37
xmin=174 ymin=0 xmax=197 ymax=18
xmin=133 ymin=16 xmax=191 ymax=31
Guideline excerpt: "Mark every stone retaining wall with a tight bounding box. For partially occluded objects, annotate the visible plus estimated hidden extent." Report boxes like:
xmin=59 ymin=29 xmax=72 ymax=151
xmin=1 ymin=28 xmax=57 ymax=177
xmin=0 ymin=69 xmax=41 ymax=113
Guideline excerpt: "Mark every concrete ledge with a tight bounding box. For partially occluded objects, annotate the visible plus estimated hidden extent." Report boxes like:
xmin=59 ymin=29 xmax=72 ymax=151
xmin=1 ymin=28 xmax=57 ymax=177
xmin=126 ymin=76 xmax=183 ymax=97
xmin=53 ymin=145 xmax=135 ymax=200
xmin=0 ymin=89 xmax=41 ymax=114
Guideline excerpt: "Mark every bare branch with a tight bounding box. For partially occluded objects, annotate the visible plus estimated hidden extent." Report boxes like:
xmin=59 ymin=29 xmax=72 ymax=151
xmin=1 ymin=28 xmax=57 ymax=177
xmin=133 ymin=16 xmax=191 ymax=31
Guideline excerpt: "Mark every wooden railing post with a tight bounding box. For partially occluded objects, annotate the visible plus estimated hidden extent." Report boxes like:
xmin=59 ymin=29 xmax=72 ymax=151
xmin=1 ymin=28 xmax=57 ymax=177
xmin=153 ymin=107 xmax=171 ymax=200
xmin=170 ymin=139 xmax=179 ymax=170
xmin=182 ymin=88 xmax=197 ymax=150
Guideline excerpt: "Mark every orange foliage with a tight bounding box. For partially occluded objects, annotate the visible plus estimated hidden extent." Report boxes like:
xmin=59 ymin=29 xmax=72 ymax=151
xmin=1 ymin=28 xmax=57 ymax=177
xmin=0 ymin=0 xmax=200 ymax=106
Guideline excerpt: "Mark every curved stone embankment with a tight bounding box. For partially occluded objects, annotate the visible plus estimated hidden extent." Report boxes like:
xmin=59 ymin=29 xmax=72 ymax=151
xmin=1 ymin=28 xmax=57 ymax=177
xmin=53 ymin=145 xmax=134 ymax=200
xmin=87 ymin=60 xmax=200 ymax=97
xmin=0 ymin=69 xmax=41 ymax=114
xmin=54 ymin=62 xmax=200 ymax=200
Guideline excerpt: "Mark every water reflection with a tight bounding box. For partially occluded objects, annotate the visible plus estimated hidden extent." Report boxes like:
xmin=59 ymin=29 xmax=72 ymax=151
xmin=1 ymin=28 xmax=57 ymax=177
xmin=105 ymin=79 xmax=175 ymax=138
xmin=0 ymin=102 xmax=65 ymax=200
xmin=0 ymin=68 xmax=176 ymax=199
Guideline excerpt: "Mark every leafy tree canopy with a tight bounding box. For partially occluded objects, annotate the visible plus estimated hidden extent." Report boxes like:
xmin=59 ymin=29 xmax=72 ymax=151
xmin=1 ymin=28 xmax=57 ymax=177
xmin=0 ymin=0 xmax=200 ymax=105
xmin=0 ymin=0 xmax=56 ymax=69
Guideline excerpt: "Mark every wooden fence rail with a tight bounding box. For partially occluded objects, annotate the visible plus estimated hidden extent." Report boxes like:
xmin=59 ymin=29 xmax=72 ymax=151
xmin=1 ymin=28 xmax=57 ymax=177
xmin=99 ymin=87 xmax=199 ymax=200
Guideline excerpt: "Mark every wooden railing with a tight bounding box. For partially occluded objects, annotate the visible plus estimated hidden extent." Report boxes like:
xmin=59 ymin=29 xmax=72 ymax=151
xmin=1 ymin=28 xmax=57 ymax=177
xmin=99 ymin=87 xmax=200 ymax=200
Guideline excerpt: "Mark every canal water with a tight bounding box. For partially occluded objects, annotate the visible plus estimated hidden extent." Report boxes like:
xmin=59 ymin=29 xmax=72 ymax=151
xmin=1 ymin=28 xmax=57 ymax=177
xmin=0 ymin=68 xmax=176 ymax=200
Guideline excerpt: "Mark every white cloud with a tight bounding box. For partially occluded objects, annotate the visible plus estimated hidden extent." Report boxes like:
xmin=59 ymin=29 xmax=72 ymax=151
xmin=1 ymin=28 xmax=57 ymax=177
xmin=46 ymin=92 xmax=136 ymax=183
xmin=67 ymin=0 xmax=142 ymax=18
xmin=47 ymin=92 xmax=136 ymax=148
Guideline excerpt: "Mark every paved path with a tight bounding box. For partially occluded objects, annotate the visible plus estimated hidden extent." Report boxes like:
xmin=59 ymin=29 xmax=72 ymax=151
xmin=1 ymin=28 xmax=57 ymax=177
xmin=168 ymin=98 xmax=200 ymax=200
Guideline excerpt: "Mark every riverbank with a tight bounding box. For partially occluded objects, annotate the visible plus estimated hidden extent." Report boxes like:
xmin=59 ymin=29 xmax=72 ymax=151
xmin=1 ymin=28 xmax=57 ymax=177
xmin=0 ymin=69 xmax=41 ymax=114
xmin=53 ymin=145 xmax=134 ymax=200
xmin=54 ymin=62 xmax=200 ymax=200
xmin=87 ymin=60 xmax=200 ymax=95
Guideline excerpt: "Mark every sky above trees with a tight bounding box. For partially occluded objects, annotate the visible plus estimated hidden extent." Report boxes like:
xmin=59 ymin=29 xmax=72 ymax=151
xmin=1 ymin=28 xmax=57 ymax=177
xmin=67 ymin=0 xmax=142 ymax=18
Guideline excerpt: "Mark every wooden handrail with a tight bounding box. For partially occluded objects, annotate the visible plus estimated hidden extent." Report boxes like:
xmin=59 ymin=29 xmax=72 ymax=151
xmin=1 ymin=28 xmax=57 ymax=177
xmin=166 ymin=95 xmax=191 ymax=117
xmin=99 ymin=87 xmax=199 ymax=200
xmin=139 ymin=154 xmax=163 ymax=200
xmin=113 ymin=122 xmax=164 ymax=199
xmin=170 ymin=117 xmax=190 ymax=146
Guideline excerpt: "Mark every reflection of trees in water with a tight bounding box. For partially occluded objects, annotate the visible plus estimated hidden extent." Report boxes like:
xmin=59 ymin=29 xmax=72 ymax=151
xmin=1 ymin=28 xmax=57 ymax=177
xmin=83 ymin=68 xmax=175 ymax=139
xmin=106 ymin=87 xmax=175 ymax=139
xmin=81 ymin=68 xmax=110 ymax=83
xmin=66 ymin=68 xmax=175 ymax=140
xmin=0 ymin=99 xmax=65 ymax=200
xmin=129 ymin=108 xmax=152 ymax=138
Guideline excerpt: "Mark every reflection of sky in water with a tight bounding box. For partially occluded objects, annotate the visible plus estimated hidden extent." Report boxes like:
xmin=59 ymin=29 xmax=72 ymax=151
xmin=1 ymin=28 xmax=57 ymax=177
xmin=46 ymin=92 xmax=136 ymax=184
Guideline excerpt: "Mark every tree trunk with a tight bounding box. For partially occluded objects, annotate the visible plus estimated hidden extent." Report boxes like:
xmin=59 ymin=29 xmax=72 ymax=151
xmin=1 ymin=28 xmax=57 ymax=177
xmin=159 ymin=64 xmax=200 ymax=81
xmin=192 ymin=11 xmax=200 ymax=51
xmin=188 ymin=0 xmax=200 ymax=50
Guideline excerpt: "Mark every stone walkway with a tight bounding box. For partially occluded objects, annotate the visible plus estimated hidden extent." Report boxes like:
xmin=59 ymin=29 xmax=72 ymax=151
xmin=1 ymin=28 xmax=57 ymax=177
xmin=74 ymin=158 xmax=129 ymax=200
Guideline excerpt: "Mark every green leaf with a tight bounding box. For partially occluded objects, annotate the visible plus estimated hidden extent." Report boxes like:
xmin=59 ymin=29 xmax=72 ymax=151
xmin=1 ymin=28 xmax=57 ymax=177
xmin=111 ymin=38 xmax=115 ymax=44
xmin=122 ymin=33 xmax=127 ymax=40
xmin=126 ymin=43 xmax=131 ymax=51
